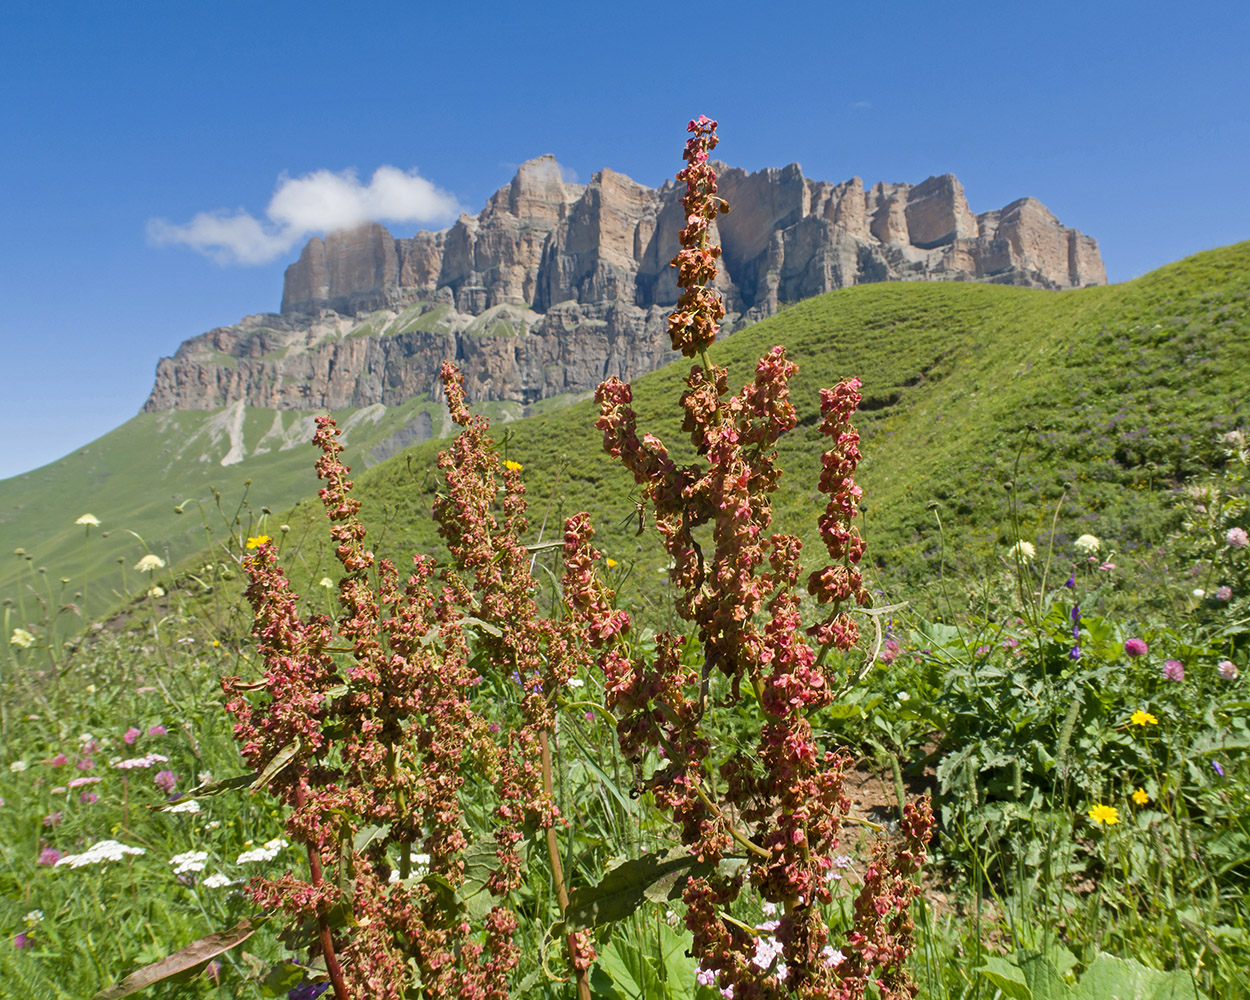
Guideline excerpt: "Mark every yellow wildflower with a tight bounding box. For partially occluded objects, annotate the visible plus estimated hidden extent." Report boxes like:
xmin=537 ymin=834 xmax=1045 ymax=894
xmin=75 ymin=513 xmax=100 ymax=527
xmin=606 ymin=558 xmax=618 ymax=568
xmin=1088 ymin=804 xmax=1119 ymax=826
xmin=134 ymin=554 xmax=165 ymax=573
xmin=1131 ymin=788 xmax=1149 ymax=805
xmin=503 ymin=460 xmax=524 ymax=473
xmin=9 ymin=628 xmax=36 ymax=649
xmin=245 ymin=535 xmax=271 ymax=550
xmin=1130 ymin=709 xmax=1158 ymax=727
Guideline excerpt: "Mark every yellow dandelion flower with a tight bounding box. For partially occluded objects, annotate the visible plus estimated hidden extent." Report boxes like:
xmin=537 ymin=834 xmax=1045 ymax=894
xmin=1088 ymin=803 xmax=1119 ymax=826
xmin=245 ymin=535 xmax=271 ymax=550
xmin=606 ymin=558 xmax=618 ymax=568
xmin=211 ymin=640 xmax=220 ymax=648
xmin=1131 ymin=788 xmax=1149 ymax=805
xmin=503 ymin=460 xmax=524 ymax=473
xmin=1130 ymin=709 xmax=1158 ymax=727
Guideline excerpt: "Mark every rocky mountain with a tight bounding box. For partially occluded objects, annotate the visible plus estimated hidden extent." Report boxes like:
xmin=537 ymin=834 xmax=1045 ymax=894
xmin=144 ymin=155 xmax=1104 ymax=415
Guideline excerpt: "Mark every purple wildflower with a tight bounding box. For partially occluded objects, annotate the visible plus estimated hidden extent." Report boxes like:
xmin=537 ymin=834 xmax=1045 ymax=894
xmin=147 ymin=725 xmax=168 ymax=737
xmin=1069 ymin=646 xmax=1082 ymax=661
xmin=36 ymin=848 xmax=60 ymax=866
xmin=13 ymin=932 xmax=28 ymax=950
xmin=153 ymin=769 xmax=177 ymax=794
xmin=1213 ymin=761 xmax=1225 ymax=777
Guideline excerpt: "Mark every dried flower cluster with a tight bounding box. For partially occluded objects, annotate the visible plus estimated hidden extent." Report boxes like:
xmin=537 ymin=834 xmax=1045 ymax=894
xmin=223 ymin=116 xmax=929 ymax=1000
xmin=581 ymin=116 xmax=932 ymax=999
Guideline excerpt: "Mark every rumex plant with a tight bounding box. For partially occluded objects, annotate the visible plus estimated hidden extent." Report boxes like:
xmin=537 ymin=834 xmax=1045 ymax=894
xmin=582 ymin=116 xmax=932 ymax=999
xmin=218 ymin=117 xmax=930 ymax=1000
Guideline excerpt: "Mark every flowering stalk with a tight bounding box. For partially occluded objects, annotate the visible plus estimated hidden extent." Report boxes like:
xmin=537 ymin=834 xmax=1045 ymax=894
xmin=583 ymin=117 xmax=932 ymax=998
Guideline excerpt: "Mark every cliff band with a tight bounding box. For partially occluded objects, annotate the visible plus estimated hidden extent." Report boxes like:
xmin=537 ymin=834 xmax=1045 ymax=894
xmin=145 ymin=155 xmax=1104 ymax=414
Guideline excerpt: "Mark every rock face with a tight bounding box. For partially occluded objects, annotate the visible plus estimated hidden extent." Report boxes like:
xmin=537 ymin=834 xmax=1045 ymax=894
xmin=145 ymin=156 xmax=1105 ymax=414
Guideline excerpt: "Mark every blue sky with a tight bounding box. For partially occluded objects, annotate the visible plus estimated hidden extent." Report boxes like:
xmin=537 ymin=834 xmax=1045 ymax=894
xmin=2 ymin=0 xmax=1246 ymax=479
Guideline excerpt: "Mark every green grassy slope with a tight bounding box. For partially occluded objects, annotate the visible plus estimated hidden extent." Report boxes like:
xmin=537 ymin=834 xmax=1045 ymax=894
xmin=5 ymin=242 xmax=1246 ymax=629
xmin=319 ymin=242 xmax=1249 ymax=617
xmin=0 ymin=397 xmax=476 ymax=620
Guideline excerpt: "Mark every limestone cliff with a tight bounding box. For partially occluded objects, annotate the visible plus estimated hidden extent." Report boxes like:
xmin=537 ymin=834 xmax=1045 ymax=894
xmin=144 ymin=155 xmax=1104 ymax=414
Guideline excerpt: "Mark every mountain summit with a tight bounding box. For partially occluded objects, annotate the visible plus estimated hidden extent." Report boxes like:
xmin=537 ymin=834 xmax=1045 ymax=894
xmin=144 ymin=156 xmax=1103 ymax=414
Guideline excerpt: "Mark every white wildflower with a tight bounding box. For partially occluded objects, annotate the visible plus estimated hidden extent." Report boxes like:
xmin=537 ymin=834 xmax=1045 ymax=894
xmin=56 ymin=840 xmax=145 ymax=867
xmin=9 ymin=628 xmax=36 ymax=649
xmin=237 ymin=838 xmax=287 ymax=864
xmin=1073 ymin=534 xmax=1100 ymax=555
xmin=204 ymin=821 xmax=221 ymax=831
xmin=134 ymin=554 xmax=165 ymax=573
xmin=22 ymin=910 xmax=43 ymax=926
xmin=1009 ymin=540 xmax=1036 ymax=562
xmin=75 ymin=514 xmax=101 ymax=526
xmin=170 ymin=851 xmax=208 ymax=874
xmin=319 ymin=577 xmax=335 ymax=589
xmin=147 ymin=586 xmax=165 ymax=598
xmin=567 ymin=677 xmax=585 ymax=688
xmin=9 ymin=760 xmax=27 ymax=772
xmin=201 ymin=873 xmax=237 ymax=889
xmin=164 ymin=799 xmax=202 ymax=814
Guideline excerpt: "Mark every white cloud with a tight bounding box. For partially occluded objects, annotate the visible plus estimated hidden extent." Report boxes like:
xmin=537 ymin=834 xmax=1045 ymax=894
xmin=148 ymin=166 xmax=462 ymax=265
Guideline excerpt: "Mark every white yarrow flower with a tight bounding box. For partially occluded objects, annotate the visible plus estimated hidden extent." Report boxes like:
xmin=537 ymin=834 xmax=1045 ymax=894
xmin=169 ymin=851 xmax=209 ymax=874
xmin=56 ymin=840 xmax=146 ymax=867
xmin=134 ymin=554 xmax=165 ymax=573
xmin=76 ymin=514 xmax=101 ymax=526
xmin=201 ymin=873 xmax=237 ymax=889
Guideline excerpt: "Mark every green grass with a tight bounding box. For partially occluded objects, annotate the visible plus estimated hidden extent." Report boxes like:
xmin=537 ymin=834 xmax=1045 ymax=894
xmin=300 ymin=242 xmax=1250 ymax=621
xmin=5 ymin=242 xmax=1248 ymax=631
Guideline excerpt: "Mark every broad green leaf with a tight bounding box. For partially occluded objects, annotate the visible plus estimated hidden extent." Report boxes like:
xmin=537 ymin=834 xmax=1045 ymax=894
xmin=258 ymin=962 xmax=307 ymax=997
xmin=93 ymin=917 xmax=267 ymax=999
xmin=565 ymin=850 xmax=713 ymax=930
xmin=352 ymin=822 xmax=391 ymax=853
xmin=976 ymin=956 xmax=1034 ymax=999
xmin=1071 ymin=953 xmax=1206 ymax=1000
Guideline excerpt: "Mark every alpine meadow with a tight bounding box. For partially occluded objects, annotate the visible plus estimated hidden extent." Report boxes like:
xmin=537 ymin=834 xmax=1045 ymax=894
xmin=2 ymin=116 xmax=1247 ymax=1000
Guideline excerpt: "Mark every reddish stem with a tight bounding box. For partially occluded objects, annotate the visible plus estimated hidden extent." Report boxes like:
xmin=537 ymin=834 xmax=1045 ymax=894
xmin=295 ymin=784 xmax=351 ymax=1000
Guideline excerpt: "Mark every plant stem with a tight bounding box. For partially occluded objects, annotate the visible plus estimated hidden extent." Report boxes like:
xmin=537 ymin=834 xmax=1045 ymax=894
xmin=540 ymin=729 xmax=591 ymax=1000
xmin=295 ymin=784 xmax=351 ymax=1000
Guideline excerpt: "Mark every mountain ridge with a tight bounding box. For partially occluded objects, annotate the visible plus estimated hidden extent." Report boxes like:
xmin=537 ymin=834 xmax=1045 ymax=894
xmin=143 ymin=156 xmax=1104 ymax=415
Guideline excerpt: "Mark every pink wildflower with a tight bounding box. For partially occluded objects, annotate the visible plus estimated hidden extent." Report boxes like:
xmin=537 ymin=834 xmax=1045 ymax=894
xmin=880 ymin=638 xmax=900 ymax=665
xmin=1217 ymin=660 xmax=1238 ymax=680
xmin=80 ymin=792 xmax=99 ymax=804
xmin=147 ymin=725 xmax=168 ymax=736
xmin=1162 ymin=659 xmax=1185 ymax=681
xmin=1124 ymin=638 xmax=1148 ymax=657
xmin=1215 ymin=585 xmax=1232 ymax=601
xmin=153 ymin=769 xmax=177 ymax=794
xmin=1227 ymin=526 xmax=1248 ymax=549
xmin=123 ymin=727 xmax=141 ymax=745
xmin=37 ymin=848 xmax=60 ymax=866
xmin=48 ymin=753 xmax=68 ymax=767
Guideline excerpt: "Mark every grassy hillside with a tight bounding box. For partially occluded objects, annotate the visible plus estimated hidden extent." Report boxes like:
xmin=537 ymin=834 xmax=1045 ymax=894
xmin=4 ymin=242 xmax=1246 ymax=629
xmin=307 ymin=242 xmax=1250 ymax=619
xmin=0 ymin=395 xmax=536 ymax=623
